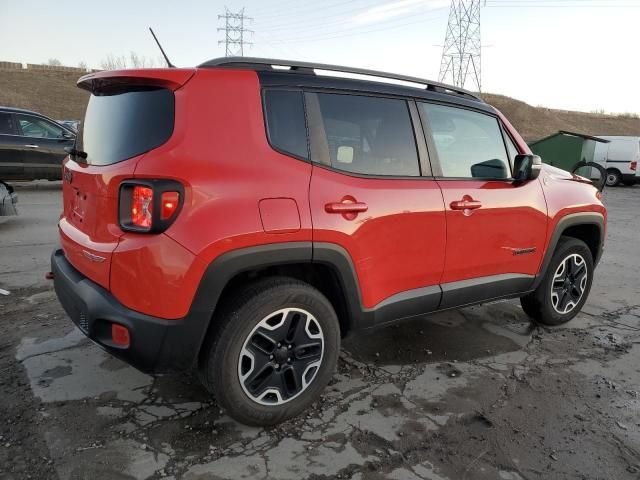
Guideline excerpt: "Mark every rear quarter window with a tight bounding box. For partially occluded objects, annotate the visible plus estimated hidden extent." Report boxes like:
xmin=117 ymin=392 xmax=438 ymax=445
xmin=263 ymin=90 xmax=309 ymax=160
xmin=81 ymin=87 xmax=174 ymax=166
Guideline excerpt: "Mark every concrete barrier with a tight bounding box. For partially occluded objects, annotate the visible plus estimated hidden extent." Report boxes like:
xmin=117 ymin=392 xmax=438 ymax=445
xmin=26 ymin=63 xmax=88 ymax=73
xmin=0 ymin=61 xmax=23 ymax=70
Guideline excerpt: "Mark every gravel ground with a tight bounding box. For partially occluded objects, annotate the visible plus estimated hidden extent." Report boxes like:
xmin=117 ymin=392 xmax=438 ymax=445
xmin=0 ymin=183 xmax=639 ymax=480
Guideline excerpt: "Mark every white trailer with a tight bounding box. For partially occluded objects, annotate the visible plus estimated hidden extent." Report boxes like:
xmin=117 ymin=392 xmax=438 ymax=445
xmin=593 ymin=136 xmax=640 ymax=186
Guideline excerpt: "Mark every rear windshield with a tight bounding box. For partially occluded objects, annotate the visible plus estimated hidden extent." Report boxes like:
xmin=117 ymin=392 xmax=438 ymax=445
xmin=81 ymin=87 xmax=174 ymax=166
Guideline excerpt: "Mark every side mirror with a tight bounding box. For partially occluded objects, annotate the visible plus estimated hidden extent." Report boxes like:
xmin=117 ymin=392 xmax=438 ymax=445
xmin=513 ymin=154 xmax=542 ymax=182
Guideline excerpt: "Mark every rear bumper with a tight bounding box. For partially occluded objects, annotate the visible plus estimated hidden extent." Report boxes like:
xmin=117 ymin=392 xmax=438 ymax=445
xmin=621 ymin=173 xmax=640 ymax=184
xmin=51 ymin=248 xmax=208 ymax=373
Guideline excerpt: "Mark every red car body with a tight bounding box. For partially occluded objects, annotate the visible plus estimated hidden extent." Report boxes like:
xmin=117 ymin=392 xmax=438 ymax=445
xmin=52 ymin=60 xmax=606 ymax=374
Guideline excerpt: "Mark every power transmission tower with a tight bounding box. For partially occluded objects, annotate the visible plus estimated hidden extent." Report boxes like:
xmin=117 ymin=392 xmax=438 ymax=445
xmin=218 ymin=7 xmax=253 ymax=57
xmin=438 ymin=0 xmax=482 ymax=92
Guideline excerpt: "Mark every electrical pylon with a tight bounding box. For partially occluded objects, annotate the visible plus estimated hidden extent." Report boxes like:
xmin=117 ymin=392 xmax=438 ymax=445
xmin=218 ymin=7 xmax=253 ymax=57
xmin=438 ymin=0 xmax=482 ymax=92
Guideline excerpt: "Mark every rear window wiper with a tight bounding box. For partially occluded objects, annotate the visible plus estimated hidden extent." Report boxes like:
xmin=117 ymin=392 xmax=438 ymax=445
xmin=64 ymin=146 xmax=88 ymax=163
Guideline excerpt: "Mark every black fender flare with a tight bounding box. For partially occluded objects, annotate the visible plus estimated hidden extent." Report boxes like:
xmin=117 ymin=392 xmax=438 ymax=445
xmin=188 ymin=241 xmax=365 ymax=336
xmin=184 ymin=241 xmax=432 ymax=363
xmin=531 ymin=212 xmax=605 ymax=290
xmin=163 ymin=242 xmax=312 ymax=371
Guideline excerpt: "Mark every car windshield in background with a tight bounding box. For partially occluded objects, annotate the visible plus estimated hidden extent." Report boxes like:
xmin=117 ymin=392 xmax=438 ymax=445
xmin=81 ymin=87 xmax=174 ymax=166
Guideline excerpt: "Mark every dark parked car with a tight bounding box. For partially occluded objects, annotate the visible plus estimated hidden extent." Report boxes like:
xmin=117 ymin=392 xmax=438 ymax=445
xmin=0 ymin=106 xmax=76 ymax=181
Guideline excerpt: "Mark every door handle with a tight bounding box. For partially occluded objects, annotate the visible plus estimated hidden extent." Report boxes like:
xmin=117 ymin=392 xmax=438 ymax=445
xmin=450 ymin=198 xmax=482 ymax=210
xmin=24 ymin=144 xmax=39 ymax=149
xmin=325 ymin=201 xmax=368 ymax=214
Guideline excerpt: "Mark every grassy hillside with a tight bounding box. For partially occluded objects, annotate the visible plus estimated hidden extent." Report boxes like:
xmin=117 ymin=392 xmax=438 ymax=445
xmin=0 ymin=69 xmax=89 ymax=121
xmin=0 ymin=68 xmax=638 ymax=141
xmin=483 ymin=93 xmax=640 ymax=142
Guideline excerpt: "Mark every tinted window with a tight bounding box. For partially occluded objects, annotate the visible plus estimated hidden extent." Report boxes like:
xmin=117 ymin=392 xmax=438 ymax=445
xmin=264 ymin=90 xmax=308 ymax=159
xmin=82 ymin=87 xmax=174 ymax=166
xmin=0 ymin=112 xmax=16 ymax=135
xmin=313 ymin=93 xmax=420 ymax=176
xmin=421 ymin=103 xmax=510 ymax=179
xmin=16 ymin=114 xmax=65 ymax=139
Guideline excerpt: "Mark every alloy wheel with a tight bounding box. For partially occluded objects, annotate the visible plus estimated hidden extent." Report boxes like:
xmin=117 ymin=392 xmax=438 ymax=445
xmin=550 ymin=253 xmax=588 ymax=314
xmin=238 ymin=308 xmax=324 ymax=405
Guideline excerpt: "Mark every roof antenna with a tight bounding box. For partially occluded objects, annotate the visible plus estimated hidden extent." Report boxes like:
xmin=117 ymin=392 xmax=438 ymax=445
xmin=149 ymin=27 xmax=175 ymax=68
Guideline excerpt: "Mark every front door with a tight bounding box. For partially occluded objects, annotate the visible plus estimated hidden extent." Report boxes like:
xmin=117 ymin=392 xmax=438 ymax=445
xmin=15 ymin=113 xmax=74 ymax=180
xmin=418 ymin=102 xmax=548 ymax=308
xmin=306 ymin=91 xmax=446 ymax=327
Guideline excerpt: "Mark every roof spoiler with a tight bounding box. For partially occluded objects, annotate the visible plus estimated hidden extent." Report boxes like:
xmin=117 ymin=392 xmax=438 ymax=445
xmin=77 ymin=69 xmax=195 ymax=94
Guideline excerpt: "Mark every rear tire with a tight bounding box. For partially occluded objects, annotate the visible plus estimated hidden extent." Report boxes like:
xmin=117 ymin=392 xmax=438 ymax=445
xmin=605 ymin=169 xmax=621 ymax=187
xmin=520 ymin=237 xmax=594 ymax=326
xmin=199 ymin=277 xmax=340 ymax=426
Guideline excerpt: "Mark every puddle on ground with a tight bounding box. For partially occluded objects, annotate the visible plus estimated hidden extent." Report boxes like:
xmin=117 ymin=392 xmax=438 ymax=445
xmin=343 ymin=305 xmax=533 ymax=365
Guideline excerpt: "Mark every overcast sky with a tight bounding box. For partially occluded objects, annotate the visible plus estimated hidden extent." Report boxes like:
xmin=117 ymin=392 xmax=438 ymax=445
xmin=1 ymin=0 xmax=639 ymax=114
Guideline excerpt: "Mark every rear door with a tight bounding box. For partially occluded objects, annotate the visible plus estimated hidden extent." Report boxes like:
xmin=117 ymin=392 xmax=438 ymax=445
xmin=0 ymin=111 xmax=25 ymax=180
xmin=418 ymin=102 xmax=548 ymax=308
xmin=306 ymin=91 xmax=446 ymax=325
xmin=14 ymin=113 xmax=74 ymax=180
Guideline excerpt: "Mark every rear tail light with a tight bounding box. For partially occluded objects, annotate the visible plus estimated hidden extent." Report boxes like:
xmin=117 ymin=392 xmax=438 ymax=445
xmin=631 ymin=161 xmax=637 ymax=171
xmin=131 ymin=186 xmax=153 ymax=228
xmin=119 ymin=180 xmax=184 ymax=233
xmin=161 ymin=191 xmax=180 ymax=220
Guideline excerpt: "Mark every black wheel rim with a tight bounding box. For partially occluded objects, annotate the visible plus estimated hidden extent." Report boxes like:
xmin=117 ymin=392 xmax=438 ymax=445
xmin=550 ymin=253 xmax=588 ymax=315
xmin=238 ymin=308 xmax=324 ymax=405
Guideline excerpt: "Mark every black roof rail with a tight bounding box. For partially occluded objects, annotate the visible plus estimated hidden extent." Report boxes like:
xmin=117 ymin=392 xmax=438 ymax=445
xmin=199 ymin=57 xmax=483 ymax=102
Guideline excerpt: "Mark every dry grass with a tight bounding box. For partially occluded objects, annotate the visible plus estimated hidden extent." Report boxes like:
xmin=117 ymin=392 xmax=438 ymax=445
xmin=482 ymin=93 xmax=640 ymax=142
xmin=0 ymin=69 xmax=89 ymax=120
xmin=0 ymin=69 xmax=638 ymax=142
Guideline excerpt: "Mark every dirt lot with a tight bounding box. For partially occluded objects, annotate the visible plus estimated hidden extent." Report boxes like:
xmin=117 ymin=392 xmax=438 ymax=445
xmin=1 ymin=182 xmax=639 ymax=480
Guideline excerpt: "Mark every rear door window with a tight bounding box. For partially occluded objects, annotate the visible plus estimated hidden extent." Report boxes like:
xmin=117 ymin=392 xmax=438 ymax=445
xmin=0 ymin=112 xmax=17 ymax=135
xmin=307 ymin=92 xmax=420 ymax=177
xmin=420 ymin=103 xmax=511 ymax=179
xmin=81 ymin=87 xmax=174 ymax=166
xmin=264 ymin=90 xmax=309 ymax=160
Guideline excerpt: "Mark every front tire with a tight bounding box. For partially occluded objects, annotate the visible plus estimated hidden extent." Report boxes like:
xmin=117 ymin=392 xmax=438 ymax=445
xmin=521 ymin=237 xmax=594 ymax=326
xmin=199 ymin=277 xmax=341 ymax=426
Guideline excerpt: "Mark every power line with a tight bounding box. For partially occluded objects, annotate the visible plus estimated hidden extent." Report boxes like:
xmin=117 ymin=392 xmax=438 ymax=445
xmin=438 ymin=0 xmax=482 ymax=91
xmin=260 ymin=8 xmax=449 ymax=36
xmin=255 ymin=10 xmax=448 ymax=43
xmin=257 ymin=0 xmax=445 ymax=30
xmin=218 ymin=7 xmax=253 ymax=57
xmin=486 ymin=0 xmax=640 ymax=5
xmin=254 ymin=0 xmax=384 ymax=20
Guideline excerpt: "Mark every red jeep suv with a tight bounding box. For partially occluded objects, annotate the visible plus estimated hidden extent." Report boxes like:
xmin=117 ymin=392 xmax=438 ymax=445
xmin=52 ymin=58 xmax=606 ymax=425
